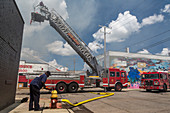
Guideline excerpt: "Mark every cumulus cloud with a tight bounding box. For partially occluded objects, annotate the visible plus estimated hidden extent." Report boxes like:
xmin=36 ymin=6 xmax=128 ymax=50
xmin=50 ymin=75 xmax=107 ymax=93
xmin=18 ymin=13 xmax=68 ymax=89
xmin=138 ymin=48 xmax=170 ymax=56
xmin=16 ymin=0 xmax=69 ymax=38
xmin=24 ymin=22 xmax=49 ymax=38
xmin=93 ymin=11 xmax=164 ymax=43
xmin=161 ymin=4 xmax=170 ymax=13
xmin=48 ymin=59 xmax=62 ymax=68
xmin=93 ymin=11 xmax=141 ymax=43
xmin=21 ymin=48 xmax=39 ymax=58
xmin=17 ymin=0 xmax=97 ymax=57
xmin=88 ymin=41 xmax=103 ymax=53
xmin=20 ymin=48 xmax=49 ymax=63
xmin=137 ymin=49 xmax=150 ymax=54
xmin=46 ymin=41 xmax=76 ymax=56
xmin=91 ymin=11 xmax=164 ymax=53
xmin=21 ymin=48 xmax=67 ymax=71
xmin=156 ymin=48 xmax=170 ymax=56
xmin=16 ymin=0 xmax=71 ymax=59
xmin=17 ymin=1 xmax=166 ymax=57
xmin=141 ymin=14 xmax=164 ymax=26
xmin=48 ymin=59 xmax=68 ymax=71
xmin=82 ymin=63 xmax=91 ymax=71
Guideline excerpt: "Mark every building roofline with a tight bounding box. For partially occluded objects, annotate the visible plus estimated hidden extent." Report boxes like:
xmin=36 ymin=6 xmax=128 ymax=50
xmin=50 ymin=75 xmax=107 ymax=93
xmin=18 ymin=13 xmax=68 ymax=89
xmin=96 ymin=51 xmax=170 ymax=61
xmin=108 ymin=51 xmax=170 ymax=61
xmin=13 ymin=0 xmax=25 ymax=24
xmin=20 ymin=60 xmax=49 ymax=65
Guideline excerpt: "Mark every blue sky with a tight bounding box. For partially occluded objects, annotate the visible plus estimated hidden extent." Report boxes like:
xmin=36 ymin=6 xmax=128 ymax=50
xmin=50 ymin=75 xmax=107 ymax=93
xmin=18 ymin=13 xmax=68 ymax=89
xmin=16 ymin=0 xmax=170 ymax=71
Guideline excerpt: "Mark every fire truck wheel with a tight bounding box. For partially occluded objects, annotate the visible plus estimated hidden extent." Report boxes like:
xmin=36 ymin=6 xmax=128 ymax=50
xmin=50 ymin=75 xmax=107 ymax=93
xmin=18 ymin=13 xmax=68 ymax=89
xmin=56 ymin=83 xmax=67 ymax=93
xmin=146 ymin=89 xmax=151 ymax=92
xmin=68 ymin=83 xmax=78 ymax=93
xmin=163 ymin=84 xmax=167 ymax=92
xmin=106 ymin=87 xmax=112 ymax=91
xmin=115 ymin=83 xmax=122 ymax=91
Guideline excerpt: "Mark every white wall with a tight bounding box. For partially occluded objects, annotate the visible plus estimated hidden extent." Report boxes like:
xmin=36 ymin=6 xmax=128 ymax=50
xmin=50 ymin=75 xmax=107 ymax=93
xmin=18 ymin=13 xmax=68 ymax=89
xmin=19 ymin=61 xmax=49 ymax=73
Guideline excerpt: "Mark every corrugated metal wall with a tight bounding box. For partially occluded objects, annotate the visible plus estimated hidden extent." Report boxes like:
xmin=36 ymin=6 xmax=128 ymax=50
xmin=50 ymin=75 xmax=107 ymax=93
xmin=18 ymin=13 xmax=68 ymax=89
xmin=0 ymin=0 xmax=24 ymax=110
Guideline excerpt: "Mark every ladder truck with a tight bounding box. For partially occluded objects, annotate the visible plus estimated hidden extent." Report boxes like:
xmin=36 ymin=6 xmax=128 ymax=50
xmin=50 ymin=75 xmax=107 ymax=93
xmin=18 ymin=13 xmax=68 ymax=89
xmin=29 ymin=2 xmax=128 ymax=93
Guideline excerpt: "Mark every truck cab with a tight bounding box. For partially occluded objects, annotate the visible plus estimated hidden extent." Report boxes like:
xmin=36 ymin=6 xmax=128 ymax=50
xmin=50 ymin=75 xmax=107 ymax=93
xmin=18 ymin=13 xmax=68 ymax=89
xmin=140 ymin=72 xmax=170 ymax=92
xmin=103 ymin=68 xmax=128 ymax=91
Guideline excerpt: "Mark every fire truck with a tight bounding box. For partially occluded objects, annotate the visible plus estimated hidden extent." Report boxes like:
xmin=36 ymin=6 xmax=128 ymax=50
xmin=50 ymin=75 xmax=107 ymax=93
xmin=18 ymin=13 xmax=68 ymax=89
xmin=140 ymin=72 xmax=170 ymax=92
xmin=28 ymin=2 xmax=128 ymax=93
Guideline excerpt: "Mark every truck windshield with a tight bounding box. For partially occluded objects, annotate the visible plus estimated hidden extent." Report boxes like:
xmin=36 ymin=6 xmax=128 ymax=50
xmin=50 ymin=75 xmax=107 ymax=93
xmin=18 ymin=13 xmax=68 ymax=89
xmin=142 ymin=74 xmax=159 ymax=79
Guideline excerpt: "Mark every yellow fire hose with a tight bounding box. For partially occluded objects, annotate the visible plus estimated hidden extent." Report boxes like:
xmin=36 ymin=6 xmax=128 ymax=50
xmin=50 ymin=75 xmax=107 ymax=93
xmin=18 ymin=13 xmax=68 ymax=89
xmin=59 ymin=92 xmax=114 ymax=107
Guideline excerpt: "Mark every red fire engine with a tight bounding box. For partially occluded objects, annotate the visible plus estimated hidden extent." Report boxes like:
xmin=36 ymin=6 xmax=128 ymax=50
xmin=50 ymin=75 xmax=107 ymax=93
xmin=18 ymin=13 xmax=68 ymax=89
xmin=21 ymin=3 xmax=129 ymax=93
xmin=140 ymin=72 xmax=170 ymax=92
xmin=21 ymin=68 xmax=128 ymax=93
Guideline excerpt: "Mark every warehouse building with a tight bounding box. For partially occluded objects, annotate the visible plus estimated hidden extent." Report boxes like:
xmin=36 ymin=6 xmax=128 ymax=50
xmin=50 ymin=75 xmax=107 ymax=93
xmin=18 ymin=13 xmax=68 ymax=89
xmin=0 ymin=0 xmax=24 ymax=110
xmin=97 ymin=51 xmax=170 ymax=88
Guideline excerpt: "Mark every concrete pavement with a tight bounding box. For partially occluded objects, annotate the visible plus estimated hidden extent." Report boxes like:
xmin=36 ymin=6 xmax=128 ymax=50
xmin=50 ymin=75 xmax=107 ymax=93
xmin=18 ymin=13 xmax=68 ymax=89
xmin=0 ymin=89 xmax=73 ymax=113
xmin=5 ymin=99 xmax=73 ymax=113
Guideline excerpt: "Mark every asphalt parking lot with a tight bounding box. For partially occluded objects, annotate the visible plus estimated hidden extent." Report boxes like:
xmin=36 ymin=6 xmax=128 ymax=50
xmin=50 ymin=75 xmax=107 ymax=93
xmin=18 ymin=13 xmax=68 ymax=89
xmin=62 ymin=88 xmax=170 ymax=113
xmin=4 ymin=88 xmax=170 ymax=113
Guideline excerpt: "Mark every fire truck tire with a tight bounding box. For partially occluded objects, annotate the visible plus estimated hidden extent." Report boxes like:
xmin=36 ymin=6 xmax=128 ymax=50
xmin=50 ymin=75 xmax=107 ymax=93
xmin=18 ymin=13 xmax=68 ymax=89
xmin=68 ymin=83 xmax=78 ymax=93
xmin=163 ymin=84 xmax=167 ymax=92
xmin=56 ymin=83 xmax=67 ymax=93
xmin=106 ymin=87 xmax=112 ymax=91
xmin=146 ymin=89 xmax=151 ymax=92
xmin=115 ymin=83 xmax=122 ymax=91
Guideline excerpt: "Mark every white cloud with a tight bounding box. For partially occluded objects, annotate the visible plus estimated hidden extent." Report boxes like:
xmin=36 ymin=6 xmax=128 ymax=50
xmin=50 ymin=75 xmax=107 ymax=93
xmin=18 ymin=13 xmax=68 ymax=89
xmin=16 ymin=0 xmax=71 ymax=58
xmin=16 ymin=0 xmax=68 ymax=21
xmin=93 ymin=11 xmax=164 ymax=44
xmin=88 ymin=41 xmax=103 ymax=53
xmin=141 ymin=14 xmax=164 ymax=26
xmin=82 ymin=63 xmax=91 ymax=71
xmin=46 ymin=41 xmax=76 ymax=56
xmin=91 ymin=11 xmax=164 ymax=53
xmin=16 ymin=0 xmax=69 ymax=38
xmin=17 ymin=0 xmax=96 ymax=58
xmin=17 ymin=1 xmax=166 ymax=57
xmin=21 ymin=48 xmax=67 ymax=71
xmin=41 ymin=0 xmax=69 ymax=20
xmin=156 ymin=48 xmax=170 ymax=56
xmin=48 ymin=59 xmax=62 ymax=67
xmin=20 ymin=48 xmax=45 ymax=63
xmin=48 ymin=59 xmax=68 ymax=71
xmin=137 ymin=49 xmax=150 ymax=54
xmin=24 ymin=22 xmax=48 ymax=38
xmin=161 ymin=4 xmax=170 ymax=13
xmin=93 ymin=11 xmax=141 ymax=43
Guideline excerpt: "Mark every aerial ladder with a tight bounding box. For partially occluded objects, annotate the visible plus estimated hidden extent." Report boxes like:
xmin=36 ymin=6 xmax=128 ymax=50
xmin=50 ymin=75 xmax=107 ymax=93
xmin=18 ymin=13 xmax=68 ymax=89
xmin=30 ymin=2 xmax=105 ymax=77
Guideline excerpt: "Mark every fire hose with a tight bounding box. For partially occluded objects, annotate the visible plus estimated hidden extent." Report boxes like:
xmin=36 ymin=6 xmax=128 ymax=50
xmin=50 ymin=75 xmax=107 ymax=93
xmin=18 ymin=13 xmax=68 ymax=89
xmin=58 ymin=92 xmax=114 ymax=107
xmin=48 ymin=86 xmax=114 ymax=108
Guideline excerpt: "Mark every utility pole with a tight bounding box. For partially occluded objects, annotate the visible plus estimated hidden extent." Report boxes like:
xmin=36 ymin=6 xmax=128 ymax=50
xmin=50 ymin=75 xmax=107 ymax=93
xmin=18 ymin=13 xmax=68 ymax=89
xmin=99 ymin=25 xmax=111 ymax=78
xmin=73 ymin=57 xmax=78 ymax=73
xmin=74 ymin=57 xmax=75 ymax=73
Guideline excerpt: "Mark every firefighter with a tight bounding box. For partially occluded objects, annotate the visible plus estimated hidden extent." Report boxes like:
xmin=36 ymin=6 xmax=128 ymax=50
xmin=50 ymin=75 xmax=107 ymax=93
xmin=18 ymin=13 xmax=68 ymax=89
xmin=29 ymin=71 xmax=51 ymax=111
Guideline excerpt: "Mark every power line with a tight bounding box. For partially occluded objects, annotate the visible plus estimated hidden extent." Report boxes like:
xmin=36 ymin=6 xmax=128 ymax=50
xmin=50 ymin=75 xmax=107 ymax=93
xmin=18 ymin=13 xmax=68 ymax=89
xmin=120 ymin=29 xmax=170 ymax=51
xmin=135 ymin=36 xmax=170 ymax=52
xmin=105 ymin=36 xmax=170 ymax=59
